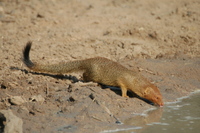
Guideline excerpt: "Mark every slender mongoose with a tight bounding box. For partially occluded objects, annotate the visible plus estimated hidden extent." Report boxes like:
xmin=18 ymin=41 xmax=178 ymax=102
xmin=23 ymin=41 xmax=164 ymax=106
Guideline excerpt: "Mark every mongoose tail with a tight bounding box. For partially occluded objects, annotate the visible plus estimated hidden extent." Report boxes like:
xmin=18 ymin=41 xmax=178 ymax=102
xmin=23 ymin=41 xmax=35 ymax=68
xmin=23 ymin=41 xmax=83 ymax=74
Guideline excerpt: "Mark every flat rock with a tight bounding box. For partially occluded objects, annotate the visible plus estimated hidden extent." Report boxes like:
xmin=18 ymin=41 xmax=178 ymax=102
xmin=9 ymin=96 xmax=26 ymax=105
xmin=29 ymin=95 xmax=45 ymax=103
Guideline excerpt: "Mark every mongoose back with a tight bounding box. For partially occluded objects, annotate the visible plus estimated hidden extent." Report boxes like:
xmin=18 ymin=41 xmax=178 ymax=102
xmin=23 ymin=41 xmax=164 ymax=106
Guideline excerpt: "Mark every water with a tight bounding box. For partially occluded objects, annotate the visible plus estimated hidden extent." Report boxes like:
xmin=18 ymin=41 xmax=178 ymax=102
xmin=101 ymin=91 xmax=200 ymax=133
xmin=142 ymin=92 xmax=200 ymax=133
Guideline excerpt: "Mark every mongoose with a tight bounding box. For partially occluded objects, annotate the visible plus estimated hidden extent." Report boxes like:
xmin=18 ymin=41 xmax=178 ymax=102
xmin=23 ymin=41 xmax=164 ymax=107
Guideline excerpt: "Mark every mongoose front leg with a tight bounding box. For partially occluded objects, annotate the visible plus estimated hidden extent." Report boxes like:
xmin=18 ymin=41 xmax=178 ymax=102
xmin=121 ymin=86 xmax=129 ymax=98
xmin=118 ymin=80 xmax=129 ymax=98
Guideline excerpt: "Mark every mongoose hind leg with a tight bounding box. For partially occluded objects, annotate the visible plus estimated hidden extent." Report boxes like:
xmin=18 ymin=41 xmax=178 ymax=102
xmin=83 ymin=71 xmax=93 ymax=82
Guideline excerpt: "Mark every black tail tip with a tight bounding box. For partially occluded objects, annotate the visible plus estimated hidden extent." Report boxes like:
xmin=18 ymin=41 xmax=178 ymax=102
xmin=26 ymin=41 xmax=32 ymax=48
xmin=23 ymin=41 xmax=34 ymax=68
xmin=23 ymin=41 xmax=32 ymax=53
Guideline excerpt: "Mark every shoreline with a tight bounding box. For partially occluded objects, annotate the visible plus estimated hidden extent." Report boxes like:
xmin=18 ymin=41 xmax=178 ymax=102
xmin=164 ymin=89 xmax=200 ymax=105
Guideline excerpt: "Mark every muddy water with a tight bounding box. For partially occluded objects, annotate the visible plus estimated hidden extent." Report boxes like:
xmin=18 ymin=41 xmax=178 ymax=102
xmin=102 ymin=91 xmax=200 ymax=133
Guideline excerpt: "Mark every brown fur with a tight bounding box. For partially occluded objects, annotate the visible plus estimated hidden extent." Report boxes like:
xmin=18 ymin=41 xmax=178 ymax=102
xmin=23 ymin=41 xmax=164 ymax=106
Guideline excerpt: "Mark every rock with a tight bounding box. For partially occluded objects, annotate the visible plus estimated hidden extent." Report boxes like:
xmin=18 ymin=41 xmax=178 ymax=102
xmin=29 ymin=95 xmax=45 ymax=103
xmin=9 ymin=96 xmax=26 ymax=105
xmin=0 ymin=109 xmax=23 ymax=133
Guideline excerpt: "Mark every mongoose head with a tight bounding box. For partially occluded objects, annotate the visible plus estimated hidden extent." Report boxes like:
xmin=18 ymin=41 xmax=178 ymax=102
xmin=143 ymin=86 xmax=164 ymax=107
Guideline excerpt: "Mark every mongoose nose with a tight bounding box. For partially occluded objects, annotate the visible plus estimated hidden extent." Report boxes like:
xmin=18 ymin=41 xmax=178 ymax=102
xmin=159 ymin=102 xmax=164 ymax=107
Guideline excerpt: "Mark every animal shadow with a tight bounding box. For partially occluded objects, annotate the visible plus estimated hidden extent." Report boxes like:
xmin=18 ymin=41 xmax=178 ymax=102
xmin=10 ymin=66 xmax=79 ymax=83
xmin=101 ymin=84 xmax=154 ymax=106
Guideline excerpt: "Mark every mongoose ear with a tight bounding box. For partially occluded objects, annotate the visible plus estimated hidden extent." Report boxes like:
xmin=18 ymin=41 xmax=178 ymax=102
xmin=144 ymin=87 xmax=152 ymax=95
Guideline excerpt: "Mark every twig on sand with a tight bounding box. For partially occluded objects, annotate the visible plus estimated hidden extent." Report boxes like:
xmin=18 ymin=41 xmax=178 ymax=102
xmin=46 ymin=82 xmax=49 ymax=95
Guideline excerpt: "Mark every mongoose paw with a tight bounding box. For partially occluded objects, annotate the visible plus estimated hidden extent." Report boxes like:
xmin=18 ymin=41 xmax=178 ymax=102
xmin=122 ymin=95 xmax=129 ymax=98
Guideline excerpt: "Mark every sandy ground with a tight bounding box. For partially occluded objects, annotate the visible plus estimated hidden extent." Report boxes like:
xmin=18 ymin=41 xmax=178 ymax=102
xmin=0 ymin=0 xmax=200 ymax=132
